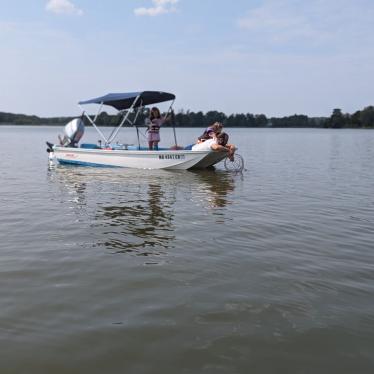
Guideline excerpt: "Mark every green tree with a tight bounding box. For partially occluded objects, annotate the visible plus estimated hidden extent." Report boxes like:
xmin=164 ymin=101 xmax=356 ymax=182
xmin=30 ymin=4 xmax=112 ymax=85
xmin=255 ymin=114 xmax=268 ymax=127
xmin=360 ymin=106 xmax=374 ymax=127
xmin=349 ymin=110 xmax=361 ymax=128
xmin=328 ymin=108 xmax=346 ymax=128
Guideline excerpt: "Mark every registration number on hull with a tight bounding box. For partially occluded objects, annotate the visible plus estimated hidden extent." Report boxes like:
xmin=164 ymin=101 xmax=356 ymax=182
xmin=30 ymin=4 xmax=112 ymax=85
xmin=158 ymin=154 xmax=185 ymax=160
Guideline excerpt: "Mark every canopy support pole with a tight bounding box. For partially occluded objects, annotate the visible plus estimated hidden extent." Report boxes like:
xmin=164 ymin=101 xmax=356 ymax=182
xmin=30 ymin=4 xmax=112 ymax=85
xmin=165 ymin=100 xmax=177 ymax=147
xmin=93 ymin=102 xmax=104 ymax=123
xmin=107 ymin=95 xmax=141 ymax=144
xmin=136 ymin=127 xmax=141 ymax=150
xmin=78 ymin=104 xmax=108 ymax=144
xmin=133 ymin=101 xmax=143 ymax=150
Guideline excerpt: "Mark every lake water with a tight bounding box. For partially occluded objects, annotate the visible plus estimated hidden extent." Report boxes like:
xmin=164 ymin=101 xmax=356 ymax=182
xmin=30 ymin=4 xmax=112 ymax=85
xmin=1 ymin=126 xmax=374 ymax=373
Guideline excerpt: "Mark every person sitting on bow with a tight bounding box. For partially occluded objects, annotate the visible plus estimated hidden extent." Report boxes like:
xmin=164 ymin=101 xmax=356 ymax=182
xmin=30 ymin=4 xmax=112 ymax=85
xmin=197 ymin=122 xmax=221 ymax=143
xmin=195 ymin=122 xmax=236 ymax=160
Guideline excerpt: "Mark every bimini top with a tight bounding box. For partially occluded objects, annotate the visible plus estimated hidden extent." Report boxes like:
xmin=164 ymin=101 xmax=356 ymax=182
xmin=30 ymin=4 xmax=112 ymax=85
xmin=78 ymin=91 xmax=175 ymax=110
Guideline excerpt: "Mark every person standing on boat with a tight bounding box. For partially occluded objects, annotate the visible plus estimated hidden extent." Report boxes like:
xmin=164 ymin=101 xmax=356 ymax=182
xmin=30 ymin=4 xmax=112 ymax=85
xmin=146 ymin=107 xmax=165 ymax=150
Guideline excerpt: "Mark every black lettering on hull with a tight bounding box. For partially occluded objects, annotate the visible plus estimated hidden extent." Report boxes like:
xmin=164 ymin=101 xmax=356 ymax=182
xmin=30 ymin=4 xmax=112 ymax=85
xmin=159 ymin=154 xmax=186 ymax=160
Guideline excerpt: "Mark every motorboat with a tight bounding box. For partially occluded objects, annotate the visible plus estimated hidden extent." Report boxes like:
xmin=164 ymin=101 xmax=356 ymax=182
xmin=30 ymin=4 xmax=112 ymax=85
xmin=46 ymin=91 xmax=228 ymax=170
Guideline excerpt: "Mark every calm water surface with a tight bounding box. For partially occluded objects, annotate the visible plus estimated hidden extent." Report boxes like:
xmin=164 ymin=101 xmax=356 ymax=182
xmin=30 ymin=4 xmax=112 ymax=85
xmin=0 ymin=126 xmax=374 ymax=373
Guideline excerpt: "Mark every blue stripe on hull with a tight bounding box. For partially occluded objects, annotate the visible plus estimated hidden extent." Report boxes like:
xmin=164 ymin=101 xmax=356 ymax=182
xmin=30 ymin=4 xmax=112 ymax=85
xmin=58 ymin=159 xmax=120 ymax=168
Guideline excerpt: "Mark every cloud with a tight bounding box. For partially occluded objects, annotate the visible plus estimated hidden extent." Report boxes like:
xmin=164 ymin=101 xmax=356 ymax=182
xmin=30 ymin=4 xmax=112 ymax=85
xmin=134 ymin=0 xmax=179 ymax=17
xmin=237 ymin=1 xmax=318 ymax=45
xmin=236 ymin=0 xmax=374 ymax=48
xmin=45 ymin=0 xmax=83 ymax=16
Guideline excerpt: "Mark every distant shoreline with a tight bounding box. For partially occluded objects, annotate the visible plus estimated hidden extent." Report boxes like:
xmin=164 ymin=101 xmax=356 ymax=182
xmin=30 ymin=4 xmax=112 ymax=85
xmin=1 ymin=123 xmax=373 ymax=130
xmin=1 ymin=105 xmax=373 ymax=128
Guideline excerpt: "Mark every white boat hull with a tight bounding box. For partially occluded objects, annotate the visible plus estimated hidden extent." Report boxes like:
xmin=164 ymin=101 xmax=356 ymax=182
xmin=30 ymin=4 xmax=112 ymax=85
xmin=51 ymin=146 xmax=227 ymax=170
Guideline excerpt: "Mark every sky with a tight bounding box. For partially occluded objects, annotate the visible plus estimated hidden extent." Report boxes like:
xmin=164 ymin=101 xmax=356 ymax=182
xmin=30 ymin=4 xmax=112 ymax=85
xmin=1 ymin=0 xmax=374 ymax=117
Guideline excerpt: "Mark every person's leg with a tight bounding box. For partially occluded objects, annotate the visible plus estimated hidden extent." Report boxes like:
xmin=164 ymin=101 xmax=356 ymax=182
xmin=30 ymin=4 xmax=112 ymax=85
xmin=227 ymin=144 xmax=236 ymax=161
xmin=148 ymin=141 xmax=153 ymax=150
xmin=154 ymin=142 xmax=159 ymax=151
xmin=228 ymin=144 xmax=236 ymax=153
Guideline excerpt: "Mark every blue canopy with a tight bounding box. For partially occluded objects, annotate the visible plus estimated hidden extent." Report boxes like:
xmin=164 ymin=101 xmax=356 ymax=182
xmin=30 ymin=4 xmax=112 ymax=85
xmin=78 ymin=91 xmax=175 ymax=110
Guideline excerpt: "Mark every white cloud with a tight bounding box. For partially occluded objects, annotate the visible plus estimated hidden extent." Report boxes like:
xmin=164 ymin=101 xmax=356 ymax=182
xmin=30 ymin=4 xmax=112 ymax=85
xmin=134 ymin=0 xmax=179 ymax=17
xmin=237 ymin=0 xmax=374 ymax=48
xmin=46 ymin=0 xmax=83 ymax=16
xmin=237 ymin=1 xmax=317 ymax=44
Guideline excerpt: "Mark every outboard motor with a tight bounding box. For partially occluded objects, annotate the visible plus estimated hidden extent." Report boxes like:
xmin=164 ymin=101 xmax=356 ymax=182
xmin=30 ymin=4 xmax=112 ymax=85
xmin=60 ymin=118 xmax=85 ymax=147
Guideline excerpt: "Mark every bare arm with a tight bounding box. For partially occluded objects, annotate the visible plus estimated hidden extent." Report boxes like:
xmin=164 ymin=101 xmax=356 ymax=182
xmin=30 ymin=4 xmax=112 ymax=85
xmin=211 ymin=143 xmax=229 ymax=152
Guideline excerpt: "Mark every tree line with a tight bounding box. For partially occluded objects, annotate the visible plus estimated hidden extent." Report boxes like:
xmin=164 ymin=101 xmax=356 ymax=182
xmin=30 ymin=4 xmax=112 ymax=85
xmin=0 ymin=112 xmax=72 ymax=126
xmin=1 ymin=106 xmax=373 ymax=128
xmin=324 ymin=107 xmax=374 ymax=128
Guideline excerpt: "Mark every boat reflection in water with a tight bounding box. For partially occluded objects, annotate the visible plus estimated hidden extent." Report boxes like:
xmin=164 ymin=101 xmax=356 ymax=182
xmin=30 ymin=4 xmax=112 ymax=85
xmin=95 ymin=180 xmax=176 ymax=256
xmin=48 ymin=166 xmax=236 ymax=256
xmin=188 ymin=170 xmax=236 ymax=209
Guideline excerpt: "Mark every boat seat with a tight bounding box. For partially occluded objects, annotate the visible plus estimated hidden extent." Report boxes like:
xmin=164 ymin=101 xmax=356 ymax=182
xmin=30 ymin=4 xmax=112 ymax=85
xmin=80 ymin=143 xmax=101 ymax=149
xmin=127 ymin=145 xmax=149 ymax=151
